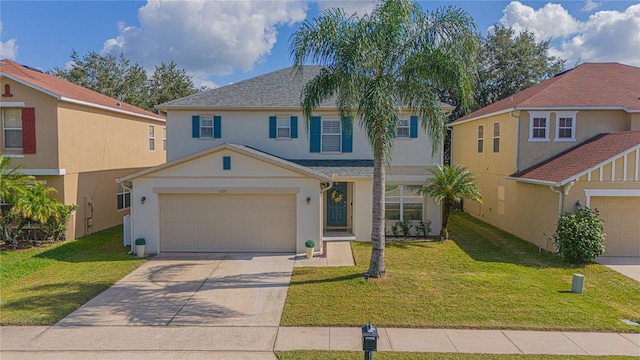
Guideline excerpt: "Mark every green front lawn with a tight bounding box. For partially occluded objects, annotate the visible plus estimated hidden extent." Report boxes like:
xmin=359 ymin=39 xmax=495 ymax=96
xmin=276 ymin=352 xmax=630 ymax=360
xmin=281 ymin=213 xmax=640 ymax=332
xmin=0 ymin=226 xmax=145 ymax=325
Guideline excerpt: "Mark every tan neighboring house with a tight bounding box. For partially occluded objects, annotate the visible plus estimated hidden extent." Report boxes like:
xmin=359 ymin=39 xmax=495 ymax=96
xmin=119 ymin=66 xmax=448 ymax=255
xmin=450 ymin=62 xmax=640 ymax=257
xmin=0 ymin=59 xmax=166 ymax=239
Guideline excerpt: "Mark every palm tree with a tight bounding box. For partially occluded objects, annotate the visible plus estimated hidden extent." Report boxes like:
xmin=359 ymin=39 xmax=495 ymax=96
xmin=416 ymin=165 xmax=482 ymax=240
xmin=0 ymin=154 xmax=34 ymax=247
xmin=15 ymin=181 xmax=61 ymax=224
xmin=290 ymin=0 xmax=479 ymax=277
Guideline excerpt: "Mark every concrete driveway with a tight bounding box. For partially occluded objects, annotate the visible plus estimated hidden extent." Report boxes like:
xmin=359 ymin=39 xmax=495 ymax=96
xmin=597 ymin=256 xmax=640 ymax=282
xmin=57 ymin=252 xmax=294 ymax=326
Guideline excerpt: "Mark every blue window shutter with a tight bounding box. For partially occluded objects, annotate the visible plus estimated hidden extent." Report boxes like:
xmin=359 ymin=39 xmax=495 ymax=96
xmin=310 ymin=116 xmax=321 ymax=153
xmin=341 ymin=116 xmax=353 ymax=153
xmin=291 ymin=116 xmax=298 ymax=138
xmin=410 ymin=116 xmax=418 ymax=138
xmin=223 ymin=156 xmax=231 ymax=170
xmin=214 ymin=115 xmax=222 ymax=138
xmin=269 ymin=116 xmax=277 ymax=138
xmin=192 ymin=115 xmax=200 ymax=138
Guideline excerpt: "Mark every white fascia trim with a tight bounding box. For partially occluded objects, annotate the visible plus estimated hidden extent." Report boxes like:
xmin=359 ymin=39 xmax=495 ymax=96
xmin=448 ymin=109 xmax=515 ymax=127
xmin=20 ymin=169 xmax=66 ymax=176
xmin=0 ymin=102 xmax=26 ymax=107
xmin=506 ymin=176 xmax=558 ymax=187
xmin=60 ymin=97 xmax=165 ymax=123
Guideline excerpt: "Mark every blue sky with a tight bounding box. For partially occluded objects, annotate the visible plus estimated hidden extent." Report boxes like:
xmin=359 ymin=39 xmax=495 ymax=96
xmin=1 ymin=1 xmax=639 ymax=88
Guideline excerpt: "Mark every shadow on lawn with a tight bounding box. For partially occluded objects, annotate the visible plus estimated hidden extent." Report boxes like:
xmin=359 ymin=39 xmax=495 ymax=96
xmin=289 ymin=272 xmax=362 ymax=286
xmin=448 ymin=212 xmax=576 ymax=269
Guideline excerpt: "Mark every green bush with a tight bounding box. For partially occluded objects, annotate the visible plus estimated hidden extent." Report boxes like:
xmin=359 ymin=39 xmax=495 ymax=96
xmin=305 ymin=239 xmax=315 ymax=248
xmin=391 ymin=222 xmax=400 ymax=238
xmin=553 ymin=207 xmax=605 ymax=263
xmin=398 ymin=220 xmax=412 ymax=239
xmin=416 ymin=220 xmax=432 ymax=238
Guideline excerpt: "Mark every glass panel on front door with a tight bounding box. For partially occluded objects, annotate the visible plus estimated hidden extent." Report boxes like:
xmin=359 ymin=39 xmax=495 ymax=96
xmin=327 ymin=182 xmax=348 ymax=226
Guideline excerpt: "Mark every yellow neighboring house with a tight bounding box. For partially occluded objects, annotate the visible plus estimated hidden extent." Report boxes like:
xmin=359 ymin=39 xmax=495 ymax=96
xmin=450 ymin=62 xmax=640 ymax=257
xmin=0 ymin=59 xmax=166 ymax=240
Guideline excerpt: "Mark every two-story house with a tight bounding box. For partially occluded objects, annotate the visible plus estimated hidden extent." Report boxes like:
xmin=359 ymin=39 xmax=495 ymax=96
xmin=0 ymin=59 xmax=166 ymax=239
xmin=119 ymin=66 xmax=445 ymax=255
xmin=450 ymin=63 xmax=640 ymax=257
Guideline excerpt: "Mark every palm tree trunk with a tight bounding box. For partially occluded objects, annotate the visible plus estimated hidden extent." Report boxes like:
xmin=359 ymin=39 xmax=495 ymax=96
xmin=368 ymin=153 xmax=386 ymax=278
xmin=440 ymin=200 xmax=452 ymax=240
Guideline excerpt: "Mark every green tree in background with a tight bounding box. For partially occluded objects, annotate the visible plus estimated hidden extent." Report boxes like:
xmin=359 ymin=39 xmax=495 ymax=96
xmin=290 ymin=0 xmax=479 ymax=277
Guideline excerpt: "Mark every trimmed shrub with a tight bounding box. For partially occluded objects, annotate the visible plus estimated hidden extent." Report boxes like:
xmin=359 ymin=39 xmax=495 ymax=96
xmin=305 ymin=239 xmax=315 ymax=248
xmin=398 ymin=220 xmax=412 ymax=239
xmin=416 ymin=220 xmax=432 ymax=238
xmin=553 ymin=207 xmax=605 ymax=263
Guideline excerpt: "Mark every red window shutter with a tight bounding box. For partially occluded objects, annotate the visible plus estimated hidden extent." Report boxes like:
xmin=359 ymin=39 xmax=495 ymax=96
xmin=22 ymin=107 xmax=36 ymax=154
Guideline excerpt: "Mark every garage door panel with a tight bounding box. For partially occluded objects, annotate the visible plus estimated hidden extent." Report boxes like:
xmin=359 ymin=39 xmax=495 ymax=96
xmin=160 ymin=194 xmax=295 ymax=252
xmin=591 ymin=197 xmax=640 ymax=257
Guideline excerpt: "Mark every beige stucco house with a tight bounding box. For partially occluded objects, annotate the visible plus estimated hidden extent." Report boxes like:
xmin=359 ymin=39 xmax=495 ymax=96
xmin=120 ymin=66 xmax=446 ymax=255
xmin=0 ymin=59 xmax=166 ymax=239
xmin=450 ymin=62 xmax=640 ymax=257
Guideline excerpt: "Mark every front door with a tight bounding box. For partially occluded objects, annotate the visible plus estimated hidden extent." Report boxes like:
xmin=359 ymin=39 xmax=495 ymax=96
xmin=327 ymin=182 xmax=348 ymax=227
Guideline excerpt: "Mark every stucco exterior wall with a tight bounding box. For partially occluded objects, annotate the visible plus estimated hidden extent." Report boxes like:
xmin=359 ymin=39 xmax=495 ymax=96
xmin=129 ymin=149 xmax=323 ymax=254
xmin=518 ymin=110 xmax=631 ymax=170
xmin=165 ymin=109 xmax=441 ymax=167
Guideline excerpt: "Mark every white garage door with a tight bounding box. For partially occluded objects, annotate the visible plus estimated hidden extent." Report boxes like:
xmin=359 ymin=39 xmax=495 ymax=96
xmin=591 ymin=197 xmax=640 ymax=257
xmin=160 ymin=194 xmax=296 ymax=252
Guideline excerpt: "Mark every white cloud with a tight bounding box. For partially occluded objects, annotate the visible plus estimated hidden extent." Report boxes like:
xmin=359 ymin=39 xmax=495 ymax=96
xmin=582 ymin=0 xmax=601 ymax=12
xmin=102 ymin=1 xmax=308 ymax=76
xmin=499 ymin=1 xmax=579 ymax=40
xmin=0 ymin=23 xmax=18 ymax=60
xmin=499 ymin=2 xmax=640 ymax=67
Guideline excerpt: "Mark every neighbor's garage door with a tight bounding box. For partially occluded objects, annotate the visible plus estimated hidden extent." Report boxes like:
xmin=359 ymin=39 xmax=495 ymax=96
xmin=591 ymin=197 xmax=640 ymax=256
xmin=160 ymin=194 xmax=296 ymax=252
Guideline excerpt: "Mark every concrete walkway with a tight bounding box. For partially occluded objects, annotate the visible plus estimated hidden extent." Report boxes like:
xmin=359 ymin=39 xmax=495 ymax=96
xmin=295 ymin=241 xmax=355 ymax=267
xmin=1 ymin=325 xmax=639 ymax=358
xmin=597 ymin=256 xmax=640 ymax=282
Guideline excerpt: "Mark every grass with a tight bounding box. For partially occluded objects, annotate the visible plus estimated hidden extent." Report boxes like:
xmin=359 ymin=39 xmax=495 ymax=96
xmin=0 ymin=225 xmax=145 ymax=325
xmin=275 ymin=352 xmax=631 ymax=360
xmin=281 ymin=212 xmax=640 ymax=332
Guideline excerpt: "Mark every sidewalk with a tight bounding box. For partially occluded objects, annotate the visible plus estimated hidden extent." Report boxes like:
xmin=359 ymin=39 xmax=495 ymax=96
xmin=1 ymin=325 xmax=638 ymax=358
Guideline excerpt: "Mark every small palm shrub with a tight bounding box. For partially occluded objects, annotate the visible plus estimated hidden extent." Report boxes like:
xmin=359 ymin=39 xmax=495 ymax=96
xmin=416 ymin=220 xmax=431 ymax=238
xmin=398 ymin=220 xmax=412 ymax=239
xmin=553 ymin=207 xmax=605 ymax=263
xmin=391 ymin=222 xmax=400 ymax=238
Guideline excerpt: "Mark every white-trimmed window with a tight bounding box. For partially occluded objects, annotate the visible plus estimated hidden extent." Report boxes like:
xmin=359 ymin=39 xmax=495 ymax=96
xmin=493 ymin=122 xmax=500 ymax=153
xmin=385 ymin=185 xmax=423 ymax=221
xmin=477 ymin=125 xmax=484 ymax=153
xmin=529 ymin=112 xmax=549 ymax=141
xmin=322 ymin=119 xmax=341 ymax=152
xmin=162 ymin=127 xmax=166 ymax=151
xmin=117 ymin=183 xmax=131 ymax=210
xmin=397 ymin=119 xmax=410 ymax=138
xmin=200 ymin=115 xmax=214 ymax=138
xmin=277 ymin=116 xmax=291 ymax=138
xmin=555 ymin=112 xmax=577 ymax=141
xmin=2 ymin=108 xmax=22 ymax=149
xmin=148 ymin=125 xmax=155 ymax=151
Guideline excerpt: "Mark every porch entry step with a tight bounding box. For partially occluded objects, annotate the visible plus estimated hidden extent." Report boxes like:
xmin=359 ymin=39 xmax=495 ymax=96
xmin=323 ymin=231 xmax=356 ymax=241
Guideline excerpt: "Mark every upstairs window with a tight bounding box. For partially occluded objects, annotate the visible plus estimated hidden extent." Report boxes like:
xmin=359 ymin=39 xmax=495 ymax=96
xmin=322 ymin=119 xmax=341 ymax=152
xmin=200 ymin=116 xmax=214 ymax=138
xmin=277 ymin=116 xmax=291 ymax=138
xmin=477 ymin=125 xmax=484 ymax=153
xmin=555 ymin=112 xmax=577 ymax=141
xmin=493 ymin=122 xmax=500 ymax=153
xmin=529 ymin=112 xmax=549 ymax=141
xmin=162 ymin=127 xmax=166 ymax=151
xmin=397 ymin=119 xmax=410 ymax=138
xmin=2 ymin=109 xmax=22 ymax=149
xmin=148 ymin=125 xmax=155 ymax=151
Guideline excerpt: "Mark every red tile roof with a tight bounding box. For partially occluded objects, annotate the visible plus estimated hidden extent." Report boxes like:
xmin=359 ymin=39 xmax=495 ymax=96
xmin=510 ymin=131 xmax=640 ymax=185
xmin=0 ymin=59 xmax=164 ymax=121
xmin=452 ymin=62 xmax=640 ymax=124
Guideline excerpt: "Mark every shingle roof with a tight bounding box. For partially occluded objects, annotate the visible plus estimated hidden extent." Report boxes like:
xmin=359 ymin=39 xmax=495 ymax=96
xmin=158 ymin=66 xmax=335 ymax=109
xmin=510 ymin=131 xmax=640 ymax=185
xmin=287 ymin=159 xmax=374 ymax=178
xmin=452 ymin=62 xmax=640 ymax=125
xmin=0 ymin=59 xmax=164 ymax=121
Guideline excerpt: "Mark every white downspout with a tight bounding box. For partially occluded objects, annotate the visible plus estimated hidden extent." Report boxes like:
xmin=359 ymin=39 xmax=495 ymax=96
xmin=510 ymin=110 xmax=520 ymax=172
xmin=549 ymin=185 xmax=563 ymax=216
